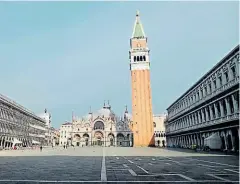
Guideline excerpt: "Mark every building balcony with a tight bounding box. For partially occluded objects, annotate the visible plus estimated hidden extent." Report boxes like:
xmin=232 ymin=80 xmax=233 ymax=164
xmin=168 ymin=76 xmax=239 ymax=122
xmin=29 ymin=133 xmax=45 ymax=138
xmin=166 ymin=112 xmax=239 ymax=135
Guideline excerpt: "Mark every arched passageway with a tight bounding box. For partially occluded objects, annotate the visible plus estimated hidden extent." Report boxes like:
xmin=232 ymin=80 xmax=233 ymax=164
xmin=83 ymin=133 xmax=89 ymax=146
xmin=94 ymin=131 xmax=104 ymax=146
xmin=117 ymin=133 xmax=125 ymax=147
xmin=74 ymin=134 xmax=81 ymax=146
xmin=108 ymin=133 xmax=115 ymax=146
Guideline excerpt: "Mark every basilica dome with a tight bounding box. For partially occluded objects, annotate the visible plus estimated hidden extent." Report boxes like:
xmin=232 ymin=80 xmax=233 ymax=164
xmin=83 ymin=102 xmax=116 ymax=121
xmin=95 ymin=107 xmax=115 ymax=118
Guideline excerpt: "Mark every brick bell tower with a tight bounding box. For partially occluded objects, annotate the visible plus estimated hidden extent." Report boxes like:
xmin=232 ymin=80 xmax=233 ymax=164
xmin=129 ymin=11 xmax=154 ymax=147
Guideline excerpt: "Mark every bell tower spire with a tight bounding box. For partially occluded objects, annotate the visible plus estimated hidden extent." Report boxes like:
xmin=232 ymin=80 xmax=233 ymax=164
xmin=132 ymin=10 xmax=146 ymax=39
xmin=129 ymin=11 xmax=154 ymax=147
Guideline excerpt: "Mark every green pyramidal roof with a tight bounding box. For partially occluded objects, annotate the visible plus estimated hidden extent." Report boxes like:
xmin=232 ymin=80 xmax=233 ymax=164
xmin=132 ymin=11 xmax=146 ymax=39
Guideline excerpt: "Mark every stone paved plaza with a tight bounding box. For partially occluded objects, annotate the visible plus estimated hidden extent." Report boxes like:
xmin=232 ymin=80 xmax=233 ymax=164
xmin=0 ymin=147 xmax=239 ymax=183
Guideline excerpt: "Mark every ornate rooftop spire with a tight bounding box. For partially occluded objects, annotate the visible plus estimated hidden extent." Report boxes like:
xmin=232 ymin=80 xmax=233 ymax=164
xmin=136 ymin=10 xmax=140 ymax=17
xmin=132 ymin=10 xmax=146 ymax=39
xmin=125 ymin=105 xmax=128 ymax=113
xmin=103 ymin=100 xmax=106 ymax=108
xmin=89 ymin=106 xmax=92 ymax=114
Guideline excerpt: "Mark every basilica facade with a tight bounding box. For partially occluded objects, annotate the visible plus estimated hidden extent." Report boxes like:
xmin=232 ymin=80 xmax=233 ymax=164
xmin=60 ymin=102 xmax=133 ymax=147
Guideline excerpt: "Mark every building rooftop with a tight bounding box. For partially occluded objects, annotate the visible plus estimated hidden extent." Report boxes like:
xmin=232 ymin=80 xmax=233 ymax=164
xmin=166 ymin=44 xmax=239 ymax=110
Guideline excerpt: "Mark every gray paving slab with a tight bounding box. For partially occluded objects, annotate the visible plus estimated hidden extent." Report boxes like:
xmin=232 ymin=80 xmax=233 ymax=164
xmin=0 ymin=147 xmax=239 ymax=183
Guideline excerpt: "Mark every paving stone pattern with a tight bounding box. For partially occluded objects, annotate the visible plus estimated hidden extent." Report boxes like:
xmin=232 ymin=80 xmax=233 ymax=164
xmin=0 ymin=147 xmax=239 ymax=183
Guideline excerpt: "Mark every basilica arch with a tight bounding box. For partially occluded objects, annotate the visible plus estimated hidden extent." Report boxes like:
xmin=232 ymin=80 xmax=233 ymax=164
xmin=93 ymin=121 xmax=104 ymax=130
xmin=83 ymin=133 xmax=90 ymax=146
xmin=108 ymin=133 xmax=115 ymax=146
xmin=117 ymin=133 xmax=125 ymax=147
xmin=73 ymin=134 xmax=81 ymax=146
xmin=93 ymin=131 xmax=104 ymax=146
xmin=69 ymin=103 xmax=132 ymax=147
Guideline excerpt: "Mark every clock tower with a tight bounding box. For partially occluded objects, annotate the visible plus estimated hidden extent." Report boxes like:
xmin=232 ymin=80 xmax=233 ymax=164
xmin=129 ymin=11 xmax=154 ymax=147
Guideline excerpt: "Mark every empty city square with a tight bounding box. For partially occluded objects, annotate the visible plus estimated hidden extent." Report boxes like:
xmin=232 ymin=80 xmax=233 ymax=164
xmin=0 ymin=1 xmax=239 ymax=184
xmin=0 ymin=147 xmax=239 ymax=183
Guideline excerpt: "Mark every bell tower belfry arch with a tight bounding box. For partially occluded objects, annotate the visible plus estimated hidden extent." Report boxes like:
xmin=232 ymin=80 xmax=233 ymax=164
xmin=129 ymin=11 xmax=154 ymax=147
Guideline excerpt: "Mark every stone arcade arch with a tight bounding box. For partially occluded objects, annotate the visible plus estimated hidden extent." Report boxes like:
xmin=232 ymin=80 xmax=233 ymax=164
xmin=67 ymin=137 xmax=72 ymax=146
xmin=108 ymin=133 xmax=115 ymax=146
xmin=94 ymin=121 xmax=104 ymax=130
xmin=94 ymin=131 xmax=104 ymax=146
xmin=74 ymin=134 xmax=81 ymax=146
xmin=117 ymin=133 xmax=125 ymax=147
xmin=83 ymin=133 xmax=90 ymax=146
xmin=126 ymin=134 xmax=131 ymax=147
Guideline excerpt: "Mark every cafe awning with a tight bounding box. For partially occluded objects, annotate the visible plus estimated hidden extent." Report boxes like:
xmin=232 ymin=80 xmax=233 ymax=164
xmin=32 ymin=140 xmax=40 ymax=144
xmin=13 ymin=138 xmax=22 ymax=144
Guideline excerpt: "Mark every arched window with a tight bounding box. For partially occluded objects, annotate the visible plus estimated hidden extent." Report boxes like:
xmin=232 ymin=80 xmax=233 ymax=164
xmin=140 ymin=56 xmax=143 ymax=61
xmin=94 ymin=121 xmax=104 ymax=130
xmin=137 ymin=56 xmax=139 ymax=61
xmin=160 ymin=133 xmax=163 ymax=137
xmin=143 ymin=56 xmax=146 ymax=61
xmin=134 ymin=56 xmax=136 ymax=62
xmin=153 ymin=122 xmax=156 ymax=128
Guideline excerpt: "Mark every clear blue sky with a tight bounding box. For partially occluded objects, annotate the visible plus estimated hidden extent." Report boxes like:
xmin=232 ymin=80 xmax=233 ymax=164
xmin=0 ymin=2 xmax=238 ymax=128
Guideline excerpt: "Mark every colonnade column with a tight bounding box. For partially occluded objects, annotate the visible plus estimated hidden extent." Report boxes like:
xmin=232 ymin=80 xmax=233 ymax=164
xmin=195 ymin=134 xmax=198 ymax=146
xmin=219 ymin=101 xmax=224 ymax=117
xmin=115 ymin=137 xmax=117 ymax=147
xmin=209 ymin=105 xmax=213 ymax=120
xmin=202 ymin=109 xmax=206 ymax=122
xmin=188 ymin=135 xmax=191 ymax=146
xmin=198 ymin=111 xmax=201 ymax=124
xmin=205 ymin=108 xmax=209 ymax=122
xmin=197 ymin=134 xmax=200 ymax=146
xmin=223 ymin=133 xmax=228 ymax=150
xmin=198 ymin=134 xmax=202 ymax=147
xmin=213 ymin=103 xmax=218 ymax=118
xmin=231 ymin=94 xmax=238 ymax=113
xmin=230 ymin=130 xmax=235 ymax=151
xmin=225 ymin=98 xmax=231 ymax=116
xmin=189 ymin=115 xmax=192 ymax=126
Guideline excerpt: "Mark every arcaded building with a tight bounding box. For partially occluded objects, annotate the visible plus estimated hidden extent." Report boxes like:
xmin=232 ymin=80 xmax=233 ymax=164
xmin=60 ymin=102 xmax=133 ymax=147
xmin=0 ymin=94 xmax=47 ymax=148
xmin=153 ymin=114 xmax=167 ymax=147
xmin=165 ymin=45 xmax=239 ymax=152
